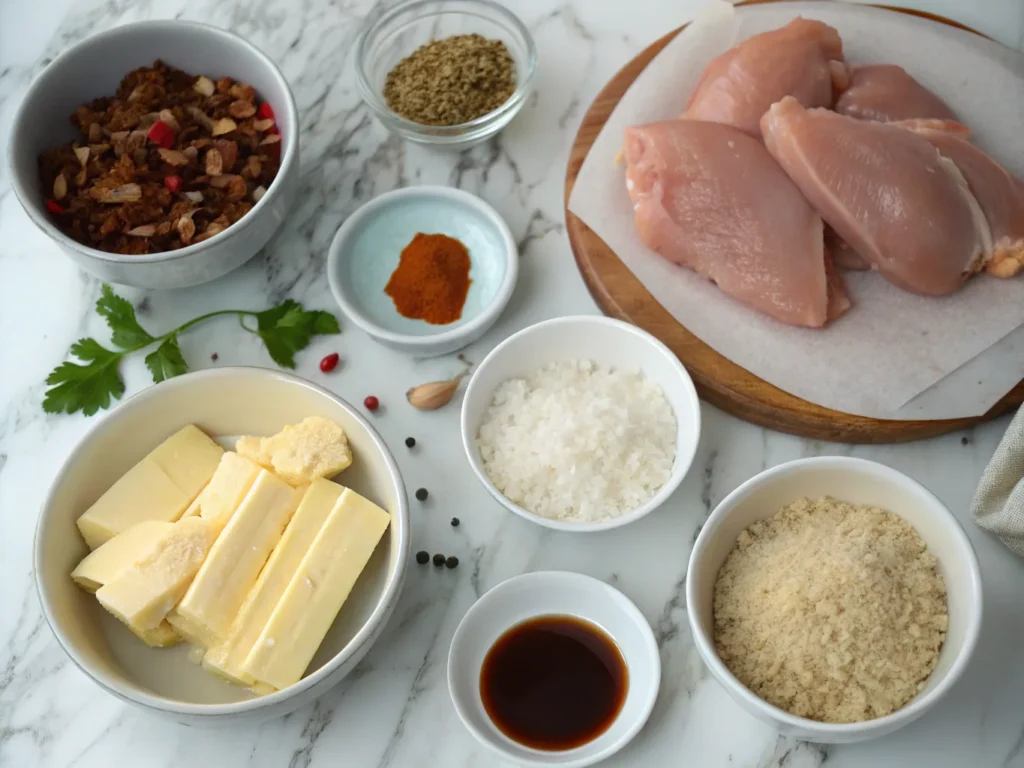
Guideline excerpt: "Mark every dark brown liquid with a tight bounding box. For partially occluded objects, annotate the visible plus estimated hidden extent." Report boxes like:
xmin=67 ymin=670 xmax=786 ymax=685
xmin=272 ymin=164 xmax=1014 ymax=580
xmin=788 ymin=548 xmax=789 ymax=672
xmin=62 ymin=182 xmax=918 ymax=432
xmin=480 ymin=615 xmax=628 ymax=751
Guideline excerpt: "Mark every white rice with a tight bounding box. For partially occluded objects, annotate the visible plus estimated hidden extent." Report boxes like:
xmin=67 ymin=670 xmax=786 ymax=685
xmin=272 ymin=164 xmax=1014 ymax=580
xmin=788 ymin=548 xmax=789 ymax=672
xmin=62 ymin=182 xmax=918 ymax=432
xmin=476 ymin=359 xmax=677 ymax=522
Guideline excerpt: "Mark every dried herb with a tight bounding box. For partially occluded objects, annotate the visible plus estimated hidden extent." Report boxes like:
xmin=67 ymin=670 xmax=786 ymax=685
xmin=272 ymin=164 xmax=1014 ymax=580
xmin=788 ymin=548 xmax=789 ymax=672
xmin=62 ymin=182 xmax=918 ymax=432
xmin=383 ymin=34 xmax=516 ymax=126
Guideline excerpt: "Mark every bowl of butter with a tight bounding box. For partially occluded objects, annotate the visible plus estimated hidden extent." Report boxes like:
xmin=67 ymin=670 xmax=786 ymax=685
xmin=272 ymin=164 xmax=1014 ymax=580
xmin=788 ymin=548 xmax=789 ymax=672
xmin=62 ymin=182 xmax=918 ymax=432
xmin=34 ymin=367 xmax=409 ymax=724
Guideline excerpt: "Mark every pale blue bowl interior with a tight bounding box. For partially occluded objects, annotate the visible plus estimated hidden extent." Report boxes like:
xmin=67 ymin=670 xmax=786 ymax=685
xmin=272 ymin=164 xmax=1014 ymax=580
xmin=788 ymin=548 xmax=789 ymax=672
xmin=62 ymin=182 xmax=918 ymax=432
xmin=336 ymin=195 xmax=508 ymax=337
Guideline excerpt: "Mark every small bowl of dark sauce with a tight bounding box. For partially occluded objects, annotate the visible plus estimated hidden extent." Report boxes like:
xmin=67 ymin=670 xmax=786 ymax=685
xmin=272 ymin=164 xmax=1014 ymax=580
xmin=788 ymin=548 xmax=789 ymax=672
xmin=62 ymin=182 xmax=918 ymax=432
xmin=448 ymin=572 xmax=660 ymax=767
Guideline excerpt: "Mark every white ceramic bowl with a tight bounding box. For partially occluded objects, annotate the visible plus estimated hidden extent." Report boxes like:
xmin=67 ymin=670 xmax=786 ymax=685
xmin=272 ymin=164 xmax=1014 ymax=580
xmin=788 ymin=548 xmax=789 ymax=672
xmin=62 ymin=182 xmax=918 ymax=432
xmin=448 ymin=571 xmax=661 ymax=767
xmin=460 ymin=316 xmax=701 ymax=531
xmin=7 ymin=21 xmax=299 ymax=289
xmin=327 ymin=186 xmax=518 ymax=357
xmin=34 ymin=368 xmax=410 ymax=725
xmin=686 ymin=457 xmax=983 ymax=744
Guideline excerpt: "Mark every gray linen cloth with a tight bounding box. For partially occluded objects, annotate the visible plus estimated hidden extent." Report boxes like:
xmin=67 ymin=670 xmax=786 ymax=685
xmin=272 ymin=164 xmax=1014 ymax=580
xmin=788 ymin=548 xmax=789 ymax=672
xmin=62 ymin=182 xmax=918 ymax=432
xmin=972 ymin=406 xmax=1024 ymax=556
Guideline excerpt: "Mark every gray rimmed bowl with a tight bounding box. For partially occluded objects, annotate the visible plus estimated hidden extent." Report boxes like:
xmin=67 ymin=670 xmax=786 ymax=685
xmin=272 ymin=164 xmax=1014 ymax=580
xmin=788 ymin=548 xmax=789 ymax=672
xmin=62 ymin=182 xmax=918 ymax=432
xmin=34 ymin=368 xmax=409 ymax=725
xmin=7 ymin=20 xmax=299 ymax=289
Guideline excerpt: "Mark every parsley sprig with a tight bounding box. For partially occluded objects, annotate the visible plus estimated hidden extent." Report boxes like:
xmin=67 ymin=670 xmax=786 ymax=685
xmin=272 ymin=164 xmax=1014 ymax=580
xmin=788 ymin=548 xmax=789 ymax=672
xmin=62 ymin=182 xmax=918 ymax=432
xmin=44 ymin=285 xmax=340 ymax=416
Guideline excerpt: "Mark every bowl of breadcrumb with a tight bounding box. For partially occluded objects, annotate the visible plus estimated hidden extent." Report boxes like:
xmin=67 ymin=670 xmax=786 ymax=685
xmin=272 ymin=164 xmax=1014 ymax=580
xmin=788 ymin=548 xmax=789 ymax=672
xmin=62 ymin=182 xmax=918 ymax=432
xmin=686 ymin=457 xmax=982 ymax=744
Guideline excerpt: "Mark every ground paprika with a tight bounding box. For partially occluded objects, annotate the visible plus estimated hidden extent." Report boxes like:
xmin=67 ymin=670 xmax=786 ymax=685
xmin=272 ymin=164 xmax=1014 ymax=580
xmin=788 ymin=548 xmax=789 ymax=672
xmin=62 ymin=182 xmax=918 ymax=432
xmin=385 ymin=232 xmax=472 ymax=325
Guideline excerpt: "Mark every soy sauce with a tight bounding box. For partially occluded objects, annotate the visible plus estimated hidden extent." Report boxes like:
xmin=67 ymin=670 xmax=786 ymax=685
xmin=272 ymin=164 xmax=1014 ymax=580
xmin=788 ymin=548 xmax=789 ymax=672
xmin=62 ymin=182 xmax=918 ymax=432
xmin=480 ymin=615 xmax=628 ymax=751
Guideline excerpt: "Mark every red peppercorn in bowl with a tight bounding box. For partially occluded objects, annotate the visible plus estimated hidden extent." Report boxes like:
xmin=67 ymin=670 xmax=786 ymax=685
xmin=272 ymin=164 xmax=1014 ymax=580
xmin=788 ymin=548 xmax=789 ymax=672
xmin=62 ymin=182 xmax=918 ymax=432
xmin=8 ymin=21 xmax=299 ymax=289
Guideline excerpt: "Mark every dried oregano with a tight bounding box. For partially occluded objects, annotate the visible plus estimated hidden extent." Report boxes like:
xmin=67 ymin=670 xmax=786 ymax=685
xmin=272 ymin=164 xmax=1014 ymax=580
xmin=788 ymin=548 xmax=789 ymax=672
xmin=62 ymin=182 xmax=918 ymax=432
xmin=383 ymin=33 xmax=516 ymax=126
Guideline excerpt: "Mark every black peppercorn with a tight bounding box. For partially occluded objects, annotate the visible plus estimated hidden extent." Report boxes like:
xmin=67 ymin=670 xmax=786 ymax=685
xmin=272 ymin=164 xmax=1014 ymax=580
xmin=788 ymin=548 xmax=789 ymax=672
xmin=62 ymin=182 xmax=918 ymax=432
xmin=450 ymin=517 xmax=460 ymax=527
xmin=445 ymin=556 xmax=459 ymax=569
xmin=432 ymin=553 xmax=445 ymax=567
xmin=416 ymin=488 xmax=428 ymax=501
xmin=406 ymin=437 xmax=416 ymax=448
xmin=416 ymin=550 xmax=429 ymax=564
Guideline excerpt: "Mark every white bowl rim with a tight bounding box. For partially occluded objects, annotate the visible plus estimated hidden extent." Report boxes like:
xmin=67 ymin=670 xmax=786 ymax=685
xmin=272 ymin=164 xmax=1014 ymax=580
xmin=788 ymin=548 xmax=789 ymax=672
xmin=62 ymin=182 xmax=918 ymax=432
xmin=446 ymin=570 xmax=661 ymax=768
xmin=7 ymin=19 xmax=299 ymax=265
xmin=33 ymin=366 xmax=411 ymax=716
xmin=353 ymin=0 xmax=538 ymax=138
xmin=685 ymin=455 xmax=984 ymax=735
xmin=326 ymin=185 xmax=519 ymax=349
xmin=460 ymin=315 xmax=702 ymax=532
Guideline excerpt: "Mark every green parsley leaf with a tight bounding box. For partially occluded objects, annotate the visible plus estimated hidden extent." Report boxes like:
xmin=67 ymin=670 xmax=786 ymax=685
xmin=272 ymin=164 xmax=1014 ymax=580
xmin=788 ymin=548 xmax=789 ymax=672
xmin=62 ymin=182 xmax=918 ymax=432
xmin=144 ymin=335 xmax=188 ymax=383
xmin=254 ymin=300 xmax=340 ymax=368
xmin=96 ymin=284 xmax=155 ymax=349
xmin=42 ymin=338 xmax=125 ymax=416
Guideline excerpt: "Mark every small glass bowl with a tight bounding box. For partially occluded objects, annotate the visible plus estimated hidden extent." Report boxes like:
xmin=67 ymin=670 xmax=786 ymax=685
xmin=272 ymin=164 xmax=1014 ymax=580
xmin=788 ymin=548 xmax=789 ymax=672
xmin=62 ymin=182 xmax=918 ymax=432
xmin=355 ymin=0 xmax=536 ymax=150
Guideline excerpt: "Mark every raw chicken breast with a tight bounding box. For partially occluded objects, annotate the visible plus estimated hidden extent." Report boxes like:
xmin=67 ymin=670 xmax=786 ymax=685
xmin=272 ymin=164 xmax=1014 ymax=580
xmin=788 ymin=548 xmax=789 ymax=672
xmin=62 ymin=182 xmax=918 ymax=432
xmin=623 ymin=120 xmax=848 ymax=327
xmin=904 ymin=126 xmax=1024 ymax=277
xmin=683 ymin=18 xmax=848 ymax=136
xmin=835 ymin=64 xmax=957 ymax=123
xmin=761 ymin=97 xmax=991 ymax=296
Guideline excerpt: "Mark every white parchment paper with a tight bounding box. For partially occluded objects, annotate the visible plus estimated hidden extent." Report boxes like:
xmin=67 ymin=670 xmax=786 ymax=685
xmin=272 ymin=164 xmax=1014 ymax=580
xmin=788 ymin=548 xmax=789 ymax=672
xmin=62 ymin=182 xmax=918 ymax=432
xmin=567 ymin=0 xmax=1024 ymax=420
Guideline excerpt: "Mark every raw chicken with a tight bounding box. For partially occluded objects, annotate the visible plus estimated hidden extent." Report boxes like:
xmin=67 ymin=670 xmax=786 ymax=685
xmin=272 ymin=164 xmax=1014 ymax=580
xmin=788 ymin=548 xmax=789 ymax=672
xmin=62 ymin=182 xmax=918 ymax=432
xmin=683 ymin=18 xmax=848 ymax=136
xmin=761 ymin=98 xmax=991 ymax=296
xmin=903 ymin=125 xmax=1024 ymax=277
xmin=835 ymin=64 xmax=958 ymax=123
xmin=623 ymin=120 xmax=848 ymax=327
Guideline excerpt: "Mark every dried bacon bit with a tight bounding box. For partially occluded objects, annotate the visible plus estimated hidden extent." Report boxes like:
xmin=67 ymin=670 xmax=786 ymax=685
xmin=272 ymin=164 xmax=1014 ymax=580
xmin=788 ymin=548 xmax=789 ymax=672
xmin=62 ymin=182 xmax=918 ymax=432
xmin=230 ymin=83 xmax=256 ymax=101
xmin=147 ymin=120 xmax=175 ymax=148
xmin=194 ymin=76 xmax=215 ymax=97
xmin=91 ymin=183 xmax=142 ymax=203
xmin=205 ymin=148 xmax=224 ymax=176
xmin=257 ymin=102 xmax=274 ymax=120
xmin=37 ymin=60 xmax=278 ymax=255
xmin=229 ymin=100 xmax=256 ymax=119
xmin=211 ymin=118 xmax=238 ymax=137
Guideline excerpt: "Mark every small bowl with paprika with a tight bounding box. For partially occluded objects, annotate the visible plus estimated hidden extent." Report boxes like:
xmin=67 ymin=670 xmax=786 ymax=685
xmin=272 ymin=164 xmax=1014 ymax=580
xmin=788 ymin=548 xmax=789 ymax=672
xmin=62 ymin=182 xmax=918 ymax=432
xmin=327 ymin=185 xmax=518 ymax=357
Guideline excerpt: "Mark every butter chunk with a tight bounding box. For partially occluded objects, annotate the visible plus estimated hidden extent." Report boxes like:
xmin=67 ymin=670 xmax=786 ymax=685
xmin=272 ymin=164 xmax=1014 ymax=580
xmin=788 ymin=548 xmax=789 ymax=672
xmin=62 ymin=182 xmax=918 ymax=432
xmin=241 ymin=488 xmax=390 ymax=690
xmin=171 ymin=471 xmax=302 ymax=648
xmin=76 ymin=458 xmax=190 ymax=550
xmin=71 ymin=520 xmax=175 ymax=592
xmin=235 ymin=417 xmax=352 ymax=486
xmin=149 ymin=425 xmax=225 ymax=501
xmin=96 ymin=516 xmax=215 ymax=635
xmin=203 ymin=478 xmax=345 ymax=684
xmin=138 ymin=621 xmax=182 ymax=648
xmin=190 ymin=452 xmax=263 ymax=532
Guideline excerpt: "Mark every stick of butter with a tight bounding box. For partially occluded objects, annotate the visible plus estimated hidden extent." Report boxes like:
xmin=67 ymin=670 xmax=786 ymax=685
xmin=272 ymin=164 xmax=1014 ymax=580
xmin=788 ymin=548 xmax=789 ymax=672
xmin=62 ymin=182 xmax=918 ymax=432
xmin=96 ymin=516 xmax=215 ymax=640
xmin=71 ymin=520 xmax=175 ymax=592
xmin=76 ymin=425 xmax=224 ymax=549
xmin=240 ymin=488 xmax=390 ymax=691
xmin=235 ymin=416 xmax=352 ymax=486
xmin=169 ymin=470 xmax=302 ymax=648
xmin=138 ymin=622 xmax=182 ymax=648
xmin=203 ymin=478 xmax=345 ymax=684
xmin=185 ymin=452 xmax=263 ymax=532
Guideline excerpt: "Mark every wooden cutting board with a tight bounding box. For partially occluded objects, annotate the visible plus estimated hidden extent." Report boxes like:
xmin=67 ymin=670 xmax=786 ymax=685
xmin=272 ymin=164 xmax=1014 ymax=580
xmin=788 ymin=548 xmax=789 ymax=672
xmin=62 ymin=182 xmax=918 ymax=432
xmin=564 ymin=1 xmax=1024 ymax=444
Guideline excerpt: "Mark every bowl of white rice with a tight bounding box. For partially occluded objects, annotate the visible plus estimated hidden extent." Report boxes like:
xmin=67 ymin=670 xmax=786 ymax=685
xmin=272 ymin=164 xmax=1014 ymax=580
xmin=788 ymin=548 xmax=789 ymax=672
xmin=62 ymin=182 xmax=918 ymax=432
xmin=460 ymin=316 xmax=701 ymax=531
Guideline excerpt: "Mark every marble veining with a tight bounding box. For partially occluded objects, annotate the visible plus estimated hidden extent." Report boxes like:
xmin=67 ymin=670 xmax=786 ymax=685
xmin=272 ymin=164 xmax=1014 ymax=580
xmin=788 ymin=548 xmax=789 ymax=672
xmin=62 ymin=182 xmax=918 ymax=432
xmin=2 ymin=0 xmax=1024 ymax=766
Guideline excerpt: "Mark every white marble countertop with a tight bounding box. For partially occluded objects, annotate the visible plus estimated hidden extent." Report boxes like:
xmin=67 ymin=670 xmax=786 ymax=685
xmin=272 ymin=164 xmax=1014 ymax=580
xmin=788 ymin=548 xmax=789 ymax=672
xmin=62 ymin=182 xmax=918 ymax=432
xmin=2 ymin=0 xmax=1024 ymax=766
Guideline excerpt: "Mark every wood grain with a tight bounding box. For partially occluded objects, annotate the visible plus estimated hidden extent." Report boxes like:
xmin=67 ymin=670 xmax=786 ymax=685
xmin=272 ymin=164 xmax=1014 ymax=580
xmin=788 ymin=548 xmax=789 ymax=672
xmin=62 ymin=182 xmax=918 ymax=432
xmin=564 ymin=1 xmax=1023 ymax=443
